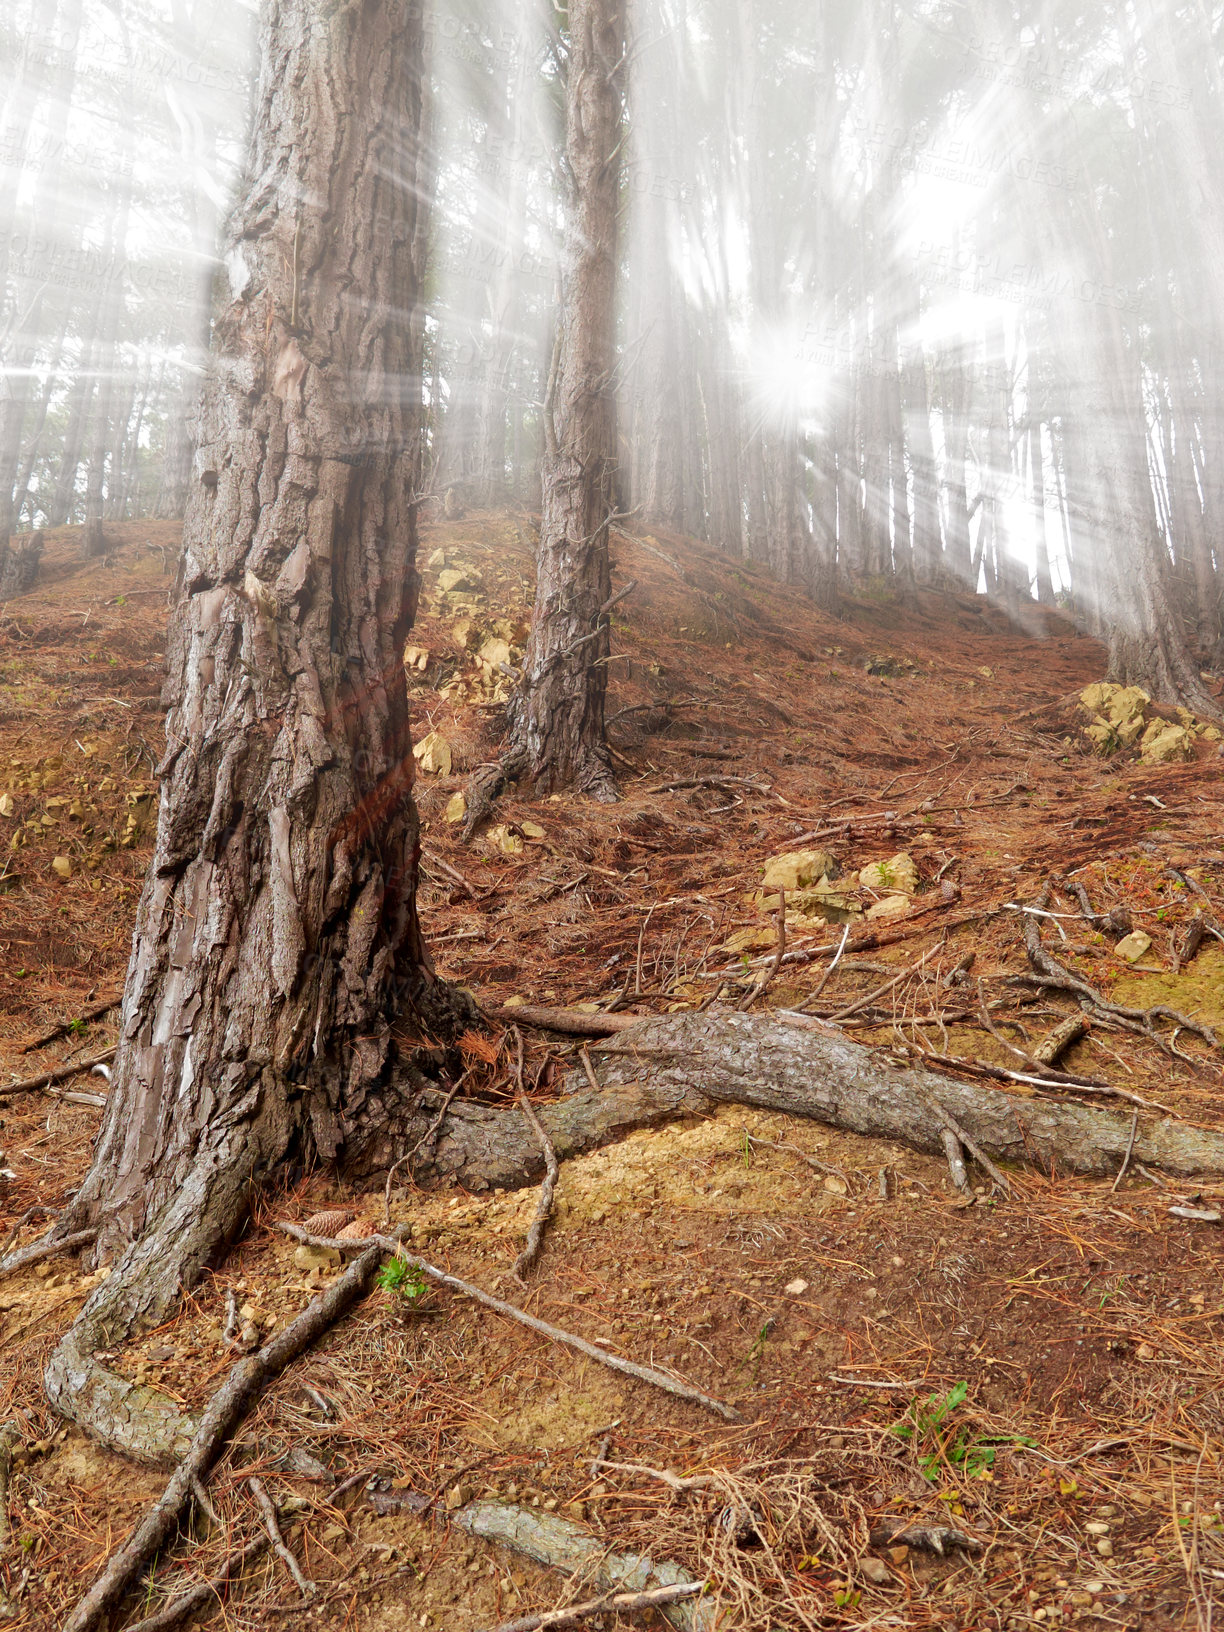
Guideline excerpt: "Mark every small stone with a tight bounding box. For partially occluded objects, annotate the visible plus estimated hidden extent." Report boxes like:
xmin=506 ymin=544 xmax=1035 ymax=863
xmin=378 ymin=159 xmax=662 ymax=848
xmin=293 ymin=1244 xmax=341 ymax=1273
xmin=51 ymin=855 xmax=72 ymax=879
xmin=1095 ymin=1539 xmax=1113 ymax=1557
xmin=1083 ymin=1580 xmax=1105 ymax=1594
xmin=1084 ymin=1521 xmax=1111 ymax=1536
xmin=1114 ymin=930 xmax=1152 ymax=963
xmin=784 ymin=1278 xmax=809 ymax=1296
xmin=888 ymin=1546 xmax=908 ymax=1566
xmin=565 ymin=1500 xmax=586 ymax=1521
xmin=860 ymin=1556 xmax=891 ymax=1585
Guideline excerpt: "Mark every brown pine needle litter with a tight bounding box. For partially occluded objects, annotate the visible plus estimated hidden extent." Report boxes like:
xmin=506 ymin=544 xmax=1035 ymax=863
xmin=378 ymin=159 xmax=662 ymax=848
xmin=2 ymin=516 xmax=1223 ymax=1629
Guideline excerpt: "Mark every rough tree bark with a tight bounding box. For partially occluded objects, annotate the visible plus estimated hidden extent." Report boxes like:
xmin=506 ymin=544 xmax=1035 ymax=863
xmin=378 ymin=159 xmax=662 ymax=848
xmin=507 ymin=0 xmax=624 ymax=801
xmin=44 ymin=0 xmax=452 ymax=1463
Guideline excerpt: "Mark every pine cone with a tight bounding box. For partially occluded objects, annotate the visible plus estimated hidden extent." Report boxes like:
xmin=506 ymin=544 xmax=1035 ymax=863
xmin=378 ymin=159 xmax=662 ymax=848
xmin=301 ymin=1209 xmax=354 ymax=1238
xmin=337 ymin=1217 xmax=375 ymax=1240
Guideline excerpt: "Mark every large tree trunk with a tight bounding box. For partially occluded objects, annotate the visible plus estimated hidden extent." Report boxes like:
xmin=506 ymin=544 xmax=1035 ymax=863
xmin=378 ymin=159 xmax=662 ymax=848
xmin=45 ymin=0 xmax=450 ymax=1463
xmin=508 ymin=0 xmax=624 ymax=800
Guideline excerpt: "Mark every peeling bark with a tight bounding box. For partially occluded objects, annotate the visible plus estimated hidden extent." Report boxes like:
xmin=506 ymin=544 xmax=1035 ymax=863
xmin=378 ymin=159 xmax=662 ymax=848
xmin=46 ymin=0 xmax=448 ymax=1456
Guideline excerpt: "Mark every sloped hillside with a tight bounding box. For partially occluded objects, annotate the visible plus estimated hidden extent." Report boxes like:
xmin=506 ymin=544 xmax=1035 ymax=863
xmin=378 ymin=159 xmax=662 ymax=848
xmin=1 ymin=514 xmax=1222 ymax=1632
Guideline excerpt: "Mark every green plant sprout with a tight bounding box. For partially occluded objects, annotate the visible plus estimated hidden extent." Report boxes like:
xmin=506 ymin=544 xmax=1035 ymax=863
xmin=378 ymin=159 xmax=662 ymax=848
xmin=891 ymin=1381 xmax=1034 ymax=1482
xmin=376 ymin=1256 xmax=426 ymax=1302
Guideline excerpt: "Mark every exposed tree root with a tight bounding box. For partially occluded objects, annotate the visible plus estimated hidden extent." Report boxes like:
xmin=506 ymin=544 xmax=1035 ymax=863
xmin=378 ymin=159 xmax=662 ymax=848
xmin=0 ymin=1227 xmax=99 ymax=1281
xmin=1022 ymin=887 xmax=1222 ymax=1061
xmin=61 ymin=1242 xmax=384 ymax=1632
xmin=400 ymin=1013 xmax=1224 ymax=1192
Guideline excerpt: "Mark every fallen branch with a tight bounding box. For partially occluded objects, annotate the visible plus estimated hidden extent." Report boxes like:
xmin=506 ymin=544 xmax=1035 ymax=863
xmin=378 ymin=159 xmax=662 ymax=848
xmin=456 ymin=1500 xmax=716 ymax=1632
xmin=486 ymin=1004 xmax=640 ymax=1037
xmin=383 ymin=1014 xmax=1224 ymax=1204
xmin=0 ymin=1047 xmax=116 ymax=1101
xmin=116 ymin=1535 xmax=270 ymax=1632
xmin=0 ymin=1226 xmax=99 ymax=1281
xmin=19 ymin=997 xmax=120 ymax=1054
xmin=1021 ymin=889 xmax=1221 ymax=1061
xmin=61 ymin=1242 xmax=384 ymax=1632
xmin=249 ymin=1476 xmax=315 ymax=1598
xmin=0 ymin=1421 xmax=17 ymax=1552
xmin=1031 ymin=1014 xmax=1089 ymax=1066
xmin=277 ymin=1224 xmax=741 ymax=1422
xmin=476 ymin=1581 xmax=705 ymax=1632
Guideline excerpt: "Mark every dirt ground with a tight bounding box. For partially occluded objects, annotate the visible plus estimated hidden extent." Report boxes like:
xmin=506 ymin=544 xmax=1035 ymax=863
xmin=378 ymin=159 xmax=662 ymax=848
xmin=1 ymin=513 xmax=1223 ymax=1631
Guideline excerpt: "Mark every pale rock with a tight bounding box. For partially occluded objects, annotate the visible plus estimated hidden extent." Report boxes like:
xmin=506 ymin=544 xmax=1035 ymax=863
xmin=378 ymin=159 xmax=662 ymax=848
xmin=444 ymin=791 xmax=467 ymax=824
xmin=51 ymin=855 xmax=71 ymax=879
xmin=413 ymin=730 xmax=452 ymax=776
xmin=761 ymin=849 xmax=836 ymax=892
xmin=437 ymin=565 xmax=481 ymax=595
xmin=866 ymin=894 xmax=910 ymax=921
xmin=1140 ymin=723 xmax=1193 ymax=764
xmin=293 ymin=1244 xmax=341 ymax=1273
xmin=784 ymin=1278 xmax=809 ymax=1295
xmin=486 ymin=824 xmax=523 ymax=855
xmin=860 ymin=1556 xmax=891 ymax=1585
xmin=859 ymin=852 xmax=918 ymax=894
xmin=1114 ymin=930 xmax=1152 ymax=963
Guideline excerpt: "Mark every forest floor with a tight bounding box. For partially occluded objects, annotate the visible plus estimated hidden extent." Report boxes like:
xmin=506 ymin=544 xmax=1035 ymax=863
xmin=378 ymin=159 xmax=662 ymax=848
xmin=1 ymin=512 xmax=1223 ymax=1632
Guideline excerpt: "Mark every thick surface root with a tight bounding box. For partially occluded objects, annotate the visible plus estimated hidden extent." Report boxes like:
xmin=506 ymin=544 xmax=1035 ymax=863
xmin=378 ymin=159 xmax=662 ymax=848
xmin=406 ymin=1013 xmax=1224 ymax=1191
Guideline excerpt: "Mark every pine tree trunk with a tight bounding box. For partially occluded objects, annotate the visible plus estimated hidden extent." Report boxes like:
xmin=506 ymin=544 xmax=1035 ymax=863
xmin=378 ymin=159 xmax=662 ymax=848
xmin=45 ymin=0 xmax=448 ymax=1463
xmin=508 ymin=0 xmax=624 ymax=800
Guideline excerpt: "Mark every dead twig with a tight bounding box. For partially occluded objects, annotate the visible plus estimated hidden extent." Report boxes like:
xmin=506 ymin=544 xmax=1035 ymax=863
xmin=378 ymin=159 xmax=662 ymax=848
xmin=940 ymin=1128 xmax=972 ymax=1194
xmin=277 ymin=1224 xmax=743 ymax=1422
xmin=738 ymin=890 xmax=786 ymax=1011
xmin=921 ymin=1093 xmax=1012 ymax=1195
xmin=422 ymin=846 xmax=482 ymax=901
xmin=512 ymin=1033 xmax=559 ymax=1280
xmin=113 ymin=1535 xmax=271 ymax=1632
xmin=0 ymin=1226 xmax=99 ymax=1281
xmin=485 ymin=1004 xmax=639 ymax=1036
xmin=61 ymin=1241 xmax=385 ymax=1632
xmin=823 ymin=945 xmax=939 ymax=1023
xmin=802 ymin=922 xmax=850 ymax=1009
xmin=475 ymin=1581 xmax=706 ymax=1632
xmin=0 ymin=1047 xmax=116 ymax=1101
xmin=249 ymin=1477 xmax=315 ymax=1599
xmin=19 ymin=996 xmax=121 ymax=1053
xmin=1111 ymin=1111 xmax=1141 ymax=1192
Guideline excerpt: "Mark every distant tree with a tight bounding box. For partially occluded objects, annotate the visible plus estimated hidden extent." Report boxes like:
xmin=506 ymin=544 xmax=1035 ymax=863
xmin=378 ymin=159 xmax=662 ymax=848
xmin=506 ymin=0 xmax=625 ymax=799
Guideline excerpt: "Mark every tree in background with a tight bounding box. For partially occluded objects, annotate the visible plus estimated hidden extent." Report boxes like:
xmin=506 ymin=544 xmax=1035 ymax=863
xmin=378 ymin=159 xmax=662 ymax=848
xmin=506 ymin=0 xmax=625 ymax=799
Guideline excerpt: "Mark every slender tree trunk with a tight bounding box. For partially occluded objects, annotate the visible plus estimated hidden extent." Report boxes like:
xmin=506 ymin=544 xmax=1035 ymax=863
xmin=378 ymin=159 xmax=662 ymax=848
xmin=508 ymin=0 xmax=624 ymax=800
xmin=46 ymin=0 xmax=450 ymax=1464
xmin=903 ymin=341 xmax=941 ymax=584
